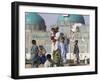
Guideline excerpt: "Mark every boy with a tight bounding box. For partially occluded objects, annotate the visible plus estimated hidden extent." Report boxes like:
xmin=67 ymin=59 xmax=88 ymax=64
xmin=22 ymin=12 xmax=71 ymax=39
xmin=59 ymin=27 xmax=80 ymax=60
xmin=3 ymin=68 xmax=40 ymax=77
xmin=50 ymin=28 xmax=56 ymax=54
xmin=73 ymin=40 xmax=80 ymax=64
xmin=31 ymin=40 xmax=39 ymax=68
xmin=44 ymin=54 xmax=54 ymax=67
xmin=84 ymin=56 xmax=88 ymax=64
xmin=50 ymin=28 xmax=55 ymax=41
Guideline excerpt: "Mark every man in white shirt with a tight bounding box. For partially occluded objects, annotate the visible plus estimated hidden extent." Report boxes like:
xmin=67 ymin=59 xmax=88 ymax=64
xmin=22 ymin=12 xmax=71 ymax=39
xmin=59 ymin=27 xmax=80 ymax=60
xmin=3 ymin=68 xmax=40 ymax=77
xmin=52 ymin=27 xmax=61 ymax=66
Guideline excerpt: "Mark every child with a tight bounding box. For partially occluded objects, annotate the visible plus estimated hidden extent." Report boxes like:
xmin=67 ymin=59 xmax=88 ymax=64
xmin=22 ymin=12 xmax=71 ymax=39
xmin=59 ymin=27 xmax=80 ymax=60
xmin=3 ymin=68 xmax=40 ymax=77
xmin=50 ymin=28 xmax=56 ymax=54
xmin=44 ymin=54 xmax=54 ymax=67
xmin=60 ymin=37 xmax=67 ymax=64
xmin=38 ymin=45 xmax=46 ymax=67
xmin=84 ymin=56 xmax=88 ymax=64
xmin=73 ymin=40 xmax=80 ymax=64
xmin=50 ymin=28 xmax=55 ymax=41
xmin=31 ymin=40 xmax=39 ymax=68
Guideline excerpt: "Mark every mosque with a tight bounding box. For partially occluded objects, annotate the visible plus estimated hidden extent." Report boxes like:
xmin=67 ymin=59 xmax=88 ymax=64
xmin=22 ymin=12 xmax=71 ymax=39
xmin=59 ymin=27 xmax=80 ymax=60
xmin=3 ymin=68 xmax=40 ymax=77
xmin=25 ymin=12 xmax=89 ymax=63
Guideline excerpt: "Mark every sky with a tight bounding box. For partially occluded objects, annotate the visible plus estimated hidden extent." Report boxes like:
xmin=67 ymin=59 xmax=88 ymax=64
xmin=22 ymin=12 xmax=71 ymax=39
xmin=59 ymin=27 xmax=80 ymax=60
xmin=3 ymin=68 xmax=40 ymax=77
xmin=39 ymin=13 xmax=89 ymax=27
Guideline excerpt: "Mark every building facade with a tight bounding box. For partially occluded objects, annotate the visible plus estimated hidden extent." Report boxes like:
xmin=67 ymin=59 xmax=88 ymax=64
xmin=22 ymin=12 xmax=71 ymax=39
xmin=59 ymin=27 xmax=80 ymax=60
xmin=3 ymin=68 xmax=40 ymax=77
xmin=25 ymin=13 xmax=89 ymax=60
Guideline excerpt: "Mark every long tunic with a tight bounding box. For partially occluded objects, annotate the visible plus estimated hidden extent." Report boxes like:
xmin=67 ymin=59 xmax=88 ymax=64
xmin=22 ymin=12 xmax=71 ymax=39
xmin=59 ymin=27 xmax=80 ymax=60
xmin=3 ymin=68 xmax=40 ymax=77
xmin=60 ymin=42 xmax=67 ymax=63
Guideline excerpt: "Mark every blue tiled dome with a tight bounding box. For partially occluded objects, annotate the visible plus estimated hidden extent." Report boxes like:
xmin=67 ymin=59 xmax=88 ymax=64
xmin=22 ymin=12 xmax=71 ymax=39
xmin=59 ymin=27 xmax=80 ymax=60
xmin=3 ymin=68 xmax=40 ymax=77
xmin=57 ymin=14 xmax=85 ymax=24
xmin=25 ymin=12 xmax=44 ymax=25
xmin=25 ymin=12 xmax=46 ymax=31
xmin=57 ymin=15 xmax=65 ymax=22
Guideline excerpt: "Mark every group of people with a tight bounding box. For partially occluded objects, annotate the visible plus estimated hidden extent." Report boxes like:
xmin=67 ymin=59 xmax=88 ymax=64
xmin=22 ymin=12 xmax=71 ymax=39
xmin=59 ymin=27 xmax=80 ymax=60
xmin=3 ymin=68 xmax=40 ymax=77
xmin=50 ymin=27 xmax=69 ymax=66
xmin=31 ymin=40 xmax=54 ymax=68
xmin=50 ymin=27 xmax=80 ymax=65
xmin=31 ymin=27 xmax=80 ymax=68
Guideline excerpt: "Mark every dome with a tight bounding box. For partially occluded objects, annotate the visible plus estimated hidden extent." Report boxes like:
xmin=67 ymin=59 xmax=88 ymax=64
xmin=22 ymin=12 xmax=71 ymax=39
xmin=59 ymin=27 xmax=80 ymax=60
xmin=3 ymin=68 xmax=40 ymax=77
xmin=57 ymin=15 xmax=65 ymax=22
xmin=25 ymin=12 xmax=46 ymax=31
xmin=25 ymin=12 xmax=44 ymax=24
xmin=57 ymin=14 xmax=85 ymax=24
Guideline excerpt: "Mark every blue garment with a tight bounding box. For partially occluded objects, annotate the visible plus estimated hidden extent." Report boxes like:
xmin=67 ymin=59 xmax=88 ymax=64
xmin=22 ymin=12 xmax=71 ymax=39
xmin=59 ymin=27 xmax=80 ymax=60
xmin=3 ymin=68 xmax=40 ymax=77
xmin=38 ymin=55 xmax=46 ymax=64
xmin=31 ymin=45 xmax=38 ymax=55
xmin=59 ymin=38 xmax=68 ymax=64
xmin=31 ymin=45 xmax=39 ymax=68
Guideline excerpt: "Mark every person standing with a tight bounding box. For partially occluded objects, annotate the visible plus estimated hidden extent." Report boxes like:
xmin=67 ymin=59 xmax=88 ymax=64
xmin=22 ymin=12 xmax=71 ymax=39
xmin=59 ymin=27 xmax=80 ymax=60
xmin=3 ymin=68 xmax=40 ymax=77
xmin=31 ymin=40 xmax=39 ymax=68
xmin=54 ymin=27 xmax=61 ymax=50
xmin=53 ymin=27 xmax=61 ymax=66
xmin=50 ymin=28 xmax=56 ymax=55
xmin=73 ymin=40 xmax=80 ymax=64
xmin=60 ymin=37 xmax=67 ymax=64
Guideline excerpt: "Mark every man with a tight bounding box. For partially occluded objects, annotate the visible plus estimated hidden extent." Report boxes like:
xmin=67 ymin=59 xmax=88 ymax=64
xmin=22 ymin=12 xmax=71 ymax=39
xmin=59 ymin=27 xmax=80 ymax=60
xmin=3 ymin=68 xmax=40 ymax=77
xmin=54 ymin=27 xmax=61 ymax=50
xmin=60 ymin=36 xmax=67 ymax=64
xmin=53 ymin=27 xmax=61 ymax=66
